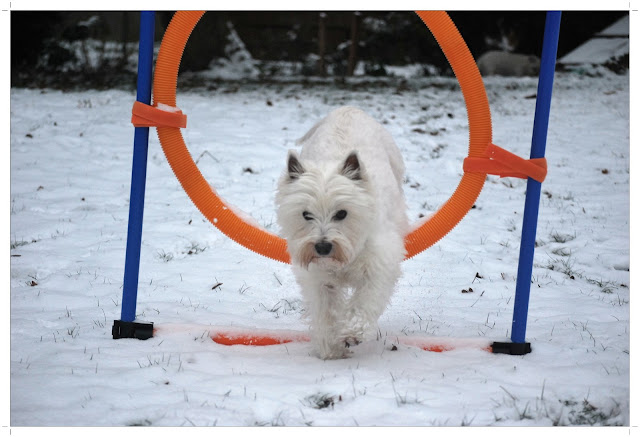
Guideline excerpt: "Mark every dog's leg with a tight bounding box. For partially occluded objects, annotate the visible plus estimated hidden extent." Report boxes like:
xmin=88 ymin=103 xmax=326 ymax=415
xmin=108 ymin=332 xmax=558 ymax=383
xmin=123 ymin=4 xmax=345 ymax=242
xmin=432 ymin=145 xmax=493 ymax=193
xmin=315 ymin=283 xmax=351 ymax=359
xmin=298 ymin=272 xmax=350 ymax=359
xmin=342 ymin=245 xmax=403 ymax=345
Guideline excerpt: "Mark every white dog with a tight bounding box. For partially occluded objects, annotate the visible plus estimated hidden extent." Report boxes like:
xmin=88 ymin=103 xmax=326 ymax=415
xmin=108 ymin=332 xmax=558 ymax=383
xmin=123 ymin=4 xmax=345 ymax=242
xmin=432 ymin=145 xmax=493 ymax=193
xmin=276 ymin=106 xmax=409 ymax=359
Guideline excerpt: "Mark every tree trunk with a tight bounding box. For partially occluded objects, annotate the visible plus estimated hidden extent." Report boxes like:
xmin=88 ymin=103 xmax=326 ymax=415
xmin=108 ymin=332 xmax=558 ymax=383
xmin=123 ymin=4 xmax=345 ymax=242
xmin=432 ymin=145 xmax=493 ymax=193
xmin=346 ymin=12 xmax=361 ymax=76
xmin=120 ymin=11 xmax=129 ymax=67
xmin=317 ymin=12 xmax=327 ymax=76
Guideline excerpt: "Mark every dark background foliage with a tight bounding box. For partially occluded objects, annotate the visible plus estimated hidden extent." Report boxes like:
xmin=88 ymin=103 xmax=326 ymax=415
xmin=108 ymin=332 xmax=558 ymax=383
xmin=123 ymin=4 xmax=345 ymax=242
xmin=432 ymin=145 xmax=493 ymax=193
xmin=11 ymin=10 xmax=627 ymax=89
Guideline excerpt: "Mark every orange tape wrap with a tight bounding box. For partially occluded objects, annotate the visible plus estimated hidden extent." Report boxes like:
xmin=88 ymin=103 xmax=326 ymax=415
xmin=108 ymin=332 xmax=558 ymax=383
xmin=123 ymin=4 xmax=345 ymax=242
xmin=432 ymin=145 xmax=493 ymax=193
xmin=463 ymin=143 xmax=547 ymax=182
xmin=131 ymin=101 xmax=187 ymax=128
xmin=152 ymin=11 xmax=493 ymax=263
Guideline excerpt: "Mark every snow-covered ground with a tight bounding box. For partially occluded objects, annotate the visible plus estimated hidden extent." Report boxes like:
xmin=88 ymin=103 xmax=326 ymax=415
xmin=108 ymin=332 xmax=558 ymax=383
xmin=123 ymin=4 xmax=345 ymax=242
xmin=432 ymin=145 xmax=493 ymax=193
xmin=9 ymin=69 xmax=630 ymax=426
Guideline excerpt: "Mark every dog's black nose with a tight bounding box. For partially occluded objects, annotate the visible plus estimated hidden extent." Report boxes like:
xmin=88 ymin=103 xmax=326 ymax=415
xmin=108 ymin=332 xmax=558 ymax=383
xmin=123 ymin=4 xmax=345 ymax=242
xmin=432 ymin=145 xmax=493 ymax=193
xmin=314 ymin=241 xmax=333 ymax=256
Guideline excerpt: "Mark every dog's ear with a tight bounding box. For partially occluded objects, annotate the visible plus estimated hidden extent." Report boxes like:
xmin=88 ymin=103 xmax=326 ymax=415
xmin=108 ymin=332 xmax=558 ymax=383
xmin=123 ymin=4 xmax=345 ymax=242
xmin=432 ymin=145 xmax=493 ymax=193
xmin=340 ymin=152 xmax=363 ymax=181
xmin=287 ymin=151 xmax=305 ymax=180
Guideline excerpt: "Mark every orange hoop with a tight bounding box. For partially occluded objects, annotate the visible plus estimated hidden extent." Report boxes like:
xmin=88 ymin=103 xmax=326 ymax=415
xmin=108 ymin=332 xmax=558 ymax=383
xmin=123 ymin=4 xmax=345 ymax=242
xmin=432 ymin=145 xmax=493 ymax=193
xmin=152 ymin=11 xmax=491 ymax=264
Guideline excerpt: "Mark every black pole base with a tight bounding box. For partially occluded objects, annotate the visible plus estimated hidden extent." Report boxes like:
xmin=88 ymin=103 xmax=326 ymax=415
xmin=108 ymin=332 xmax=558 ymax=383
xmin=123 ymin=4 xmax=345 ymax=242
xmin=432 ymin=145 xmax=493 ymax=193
xmin=112 ymin=320 xmax=154 ymax=340
xmin=491 ymin=341 xmax=532 ymax=355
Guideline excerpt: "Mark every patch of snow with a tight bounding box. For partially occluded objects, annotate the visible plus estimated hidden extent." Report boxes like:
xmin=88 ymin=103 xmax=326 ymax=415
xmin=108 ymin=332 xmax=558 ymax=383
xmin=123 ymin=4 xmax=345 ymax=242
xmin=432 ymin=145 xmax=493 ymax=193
xmin=204 ymin=21 xmax=260 ymax=81
xmin=78 ymin=15 xmax=101 ymax=28
xmin=596 ymin=15 xmax=629 ymax=37
xmin=155 ymin=102 xmax=182 ymax=113
xmin=559 ymin=38 xmax=629 ymax=66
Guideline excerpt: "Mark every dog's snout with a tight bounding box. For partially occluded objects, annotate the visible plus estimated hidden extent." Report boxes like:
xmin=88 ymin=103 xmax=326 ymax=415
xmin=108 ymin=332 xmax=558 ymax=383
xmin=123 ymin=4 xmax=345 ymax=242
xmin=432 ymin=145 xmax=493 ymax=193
xmin=314 ymin=241 xmax=333 ymax=256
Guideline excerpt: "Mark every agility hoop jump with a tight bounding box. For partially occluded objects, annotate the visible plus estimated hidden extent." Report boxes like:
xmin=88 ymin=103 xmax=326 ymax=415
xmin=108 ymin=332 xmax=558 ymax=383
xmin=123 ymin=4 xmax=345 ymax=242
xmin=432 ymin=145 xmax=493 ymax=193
xmin=114 ymin=11 xmax=561 ymax=356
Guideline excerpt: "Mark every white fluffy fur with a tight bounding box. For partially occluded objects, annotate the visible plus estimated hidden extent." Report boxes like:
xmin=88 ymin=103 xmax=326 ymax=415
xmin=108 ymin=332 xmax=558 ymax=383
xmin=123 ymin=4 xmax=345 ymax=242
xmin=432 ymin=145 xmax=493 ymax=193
xmin=276 ymin=106 xmax=409 ymax=359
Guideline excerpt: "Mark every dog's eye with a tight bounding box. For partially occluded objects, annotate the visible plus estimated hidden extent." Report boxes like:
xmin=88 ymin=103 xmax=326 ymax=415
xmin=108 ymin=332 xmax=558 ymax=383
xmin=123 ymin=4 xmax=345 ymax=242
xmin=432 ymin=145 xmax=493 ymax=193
xmin=333 ymin=210 xmax=348 ymax=221
xmin=302 ymin=211 xmax=313 ymax=221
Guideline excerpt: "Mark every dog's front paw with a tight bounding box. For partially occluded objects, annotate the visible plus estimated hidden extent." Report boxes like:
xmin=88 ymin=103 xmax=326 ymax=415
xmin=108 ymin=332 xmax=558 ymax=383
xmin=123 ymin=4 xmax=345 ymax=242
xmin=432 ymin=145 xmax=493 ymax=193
xmin=341 ymin=331 xmax=364 ymax=350
xmin=313 ymin=332 xmax=351 ymax=360
xmin=341 ymin=310 xmax=372 ymax=346
xmin=316 ymin=341 xmax=351 ymax=360
xmin=319 ymin=347 xmax=352 ymax=360
xmin=344 ymin=336 xmax=361 ymax=348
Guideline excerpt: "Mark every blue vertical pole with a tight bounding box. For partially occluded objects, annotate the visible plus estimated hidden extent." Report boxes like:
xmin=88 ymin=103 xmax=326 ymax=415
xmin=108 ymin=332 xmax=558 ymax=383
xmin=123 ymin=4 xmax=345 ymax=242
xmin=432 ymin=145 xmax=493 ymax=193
xmin=120 ymin=11 xmax=155 ymax=324
xmin=510 ymin=11 xmax=562 ymax=346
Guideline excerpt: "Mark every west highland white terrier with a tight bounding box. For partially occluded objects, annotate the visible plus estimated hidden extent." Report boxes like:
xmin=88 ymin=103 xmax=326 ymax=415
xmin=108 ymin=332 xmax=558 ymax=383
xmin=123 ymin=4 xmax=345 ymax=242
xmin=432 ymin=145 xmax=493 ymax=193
xmin=276 ymin=106 xmax=409 ymax=359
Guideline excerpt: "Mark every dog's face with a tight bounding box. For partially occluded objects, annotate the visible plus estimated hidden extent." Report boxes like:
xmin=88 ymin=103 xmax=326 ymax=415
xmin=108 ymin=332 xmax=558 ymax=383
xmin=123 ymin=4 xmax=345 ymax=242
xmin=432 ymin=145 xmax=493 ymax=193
xmin=276 ymin=151 xmax=376 ymax=269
